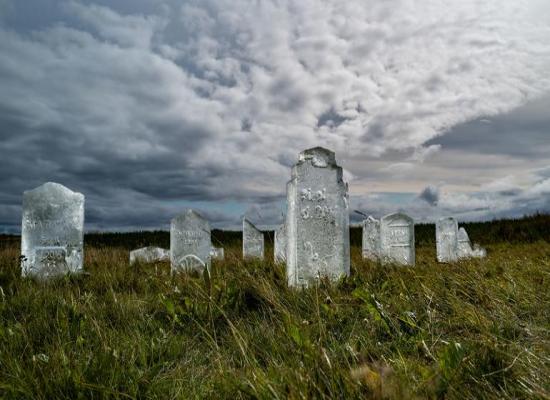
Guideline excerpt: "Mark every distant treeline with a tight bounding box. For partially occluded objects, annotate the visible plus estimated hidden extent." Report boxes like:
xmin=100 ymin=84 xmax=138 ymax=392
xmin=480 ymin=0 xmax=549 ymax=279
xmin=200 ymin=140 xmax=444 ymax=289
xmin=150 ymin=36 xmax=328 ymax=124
xmin=1 ymin=214 xmax=548 ymax=250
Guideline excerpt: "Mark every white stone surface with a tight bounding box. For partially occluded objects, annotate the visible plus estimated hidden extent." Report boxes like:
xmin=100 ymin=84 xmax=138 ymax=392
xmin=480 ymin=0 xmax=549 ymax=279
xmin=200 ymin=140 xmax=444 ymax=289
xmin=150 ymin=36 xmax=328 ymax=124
xmin=130 ymin=246 xmax=169 ymax=265
xmin=458 ymin=227 xmax=487 ymax=259
xmin=380 ymin=212 xmax=415 ymax=266
xmin=21 ymin=182 xmax=84 ymax=278
xmin=362 ymin=216 xmax=380 ymax=261
xmin=436 ymin=217 xmax=459 ymax=263
xmin=243 ymin=218 xmax=264 ymax=259
xmin=170 ymin=209 xmax=211 ymax=272
xmin=286 ymin=147 xmax=350 ymax=287
xmin=274 ymin=223 xmax=286 ymax=263
xmin=210 ymin=246 xmax=225 ymax=260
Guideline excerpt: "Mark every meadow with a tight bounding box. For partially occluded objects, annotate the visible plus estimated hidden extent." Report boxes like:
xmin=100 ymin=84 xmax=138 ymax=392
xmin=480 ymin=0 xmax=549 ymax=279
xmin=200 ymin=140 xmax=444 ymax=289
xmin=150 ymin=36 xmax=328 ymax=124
xmin=0 ymin=215 xmax=549 ymax=399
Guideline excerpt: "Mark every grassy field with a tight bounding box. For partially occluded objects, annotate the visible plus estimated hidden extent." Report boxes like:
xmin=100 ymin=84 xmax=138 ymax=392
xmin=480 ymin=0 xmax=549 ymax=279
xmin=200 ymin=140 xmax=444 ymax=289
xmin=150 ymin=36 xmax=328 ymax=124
xmin=0 ymin=216 xmax=549 ymax=399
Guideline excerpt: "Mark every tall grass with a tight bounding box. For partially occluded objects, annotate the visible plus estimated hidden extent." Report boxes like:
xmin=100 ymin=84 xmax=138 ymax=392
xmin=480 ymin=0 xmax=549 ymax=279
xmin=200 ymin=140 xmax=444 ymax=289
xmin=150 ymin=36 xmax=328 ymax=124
xmin=0 ymin=216 xmax=548 ymax=399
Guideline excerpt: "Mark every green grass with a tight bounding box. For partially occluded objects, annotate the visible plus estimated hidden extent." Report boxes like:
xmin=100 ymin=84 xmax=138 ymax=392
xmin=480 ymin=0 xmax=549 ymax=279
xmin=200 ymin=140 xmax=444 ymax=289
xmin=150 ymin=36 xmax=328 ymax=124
xmin=0 ymin=218 xmax=549 ymax=399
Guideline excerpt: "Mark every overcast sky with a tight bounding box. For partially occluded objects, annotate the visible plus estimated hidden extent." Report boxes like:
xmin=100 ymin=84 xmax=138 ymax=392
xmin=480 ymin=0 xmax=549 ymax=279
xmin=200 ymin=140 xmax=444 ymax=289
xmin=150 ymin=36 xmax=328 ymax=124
xmin=1 ymin=0 xmax=549 ymax=232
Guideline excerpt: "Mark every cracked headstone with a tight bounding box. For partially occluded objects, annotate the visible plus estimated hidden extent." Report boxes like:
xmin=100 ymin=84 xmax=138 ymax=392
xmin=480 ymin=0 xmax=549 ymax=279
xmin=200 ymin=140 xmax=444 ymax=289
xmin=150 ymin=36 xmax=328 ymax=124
xmin=21 ymin=182 xmax=84 ymax=278
xmin=274 ymin=223 xmax=286 ymax=263
xmin=458 ymin=227 xmax=486 ymax=259
xmin=362 ymin=216 xmax=380 ymax=261
xmin=436 ymin=217 xmax=459 ymax=263
xmin=170 ymin=210 xmax=211 ymax=273
xmin=243 ymin=218 xmax=264 ymax=259
xmin=286 ymin=147 xmax=350 ymax=287
xmin=380 ymin=212 xmax=415 ymax=266
xmin=130 ymin=246 xmax=169 ymax=265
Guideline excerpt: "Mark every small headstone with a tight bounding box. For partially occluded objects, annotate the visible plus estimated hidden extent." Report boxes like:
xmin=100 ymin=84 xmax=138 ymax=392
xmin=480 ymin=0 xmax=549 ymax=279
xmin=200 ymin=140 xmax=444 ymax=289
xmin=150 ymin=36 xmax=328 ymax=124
xmin=21 ymin=182 xmax=84 ymax=278
xmin=170 ymin=209 xmax=211 ymax=272
xmin=380 ymin=212 xmax=415 ymax=266
xmin=210 ymin=246 xmax=225 ymax=260
xmin=243 ymin=218 xmax=264 ymax=259
xmin=457 ymin=227 xmax=473 ymax=259
xmin=130 ymin=246 xmax=169 ymax=264
xmin=286 ymin=147 xmax=350 ymax=287
xmin=436 ymin=217 xmax=459 ymax=262
xmin=472 ymin=243 xmax=487 ymax=258
xmin=362 ymin=216 xmax=380 ymax=261
xmin=274 ymin=223 xmax=286 ymax=263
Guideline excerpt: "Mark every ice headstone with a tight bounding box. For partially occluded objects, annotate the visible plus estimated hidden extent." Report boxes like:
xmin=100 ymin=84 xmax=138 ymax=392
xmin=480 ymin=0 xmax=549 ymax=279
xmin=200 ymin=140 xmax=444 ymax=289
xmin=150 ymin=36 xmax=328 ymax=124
xmin=210 ymin=246 xmax=225 ymax=260
xmin=286 ymin=147 xmax=350 ymax=287
xmin=130 ymin=246 xmax=169 ymax=265
xmin=380 ymin=213 xmax=415 ymax=266
xmin=274 ymin=223 xmax=286 ymax=263
xmin=436 ymin=217 xmax=459 ymax=262
xmin=21 ymin=182 xmax=84 ymax=278
xmin=170 ymin=210 xmax=211 ymax=272
xmin=362 ymin=216 xmax=380 ymax=261
xmin=243 ymin=218 xmax=264 ymax=259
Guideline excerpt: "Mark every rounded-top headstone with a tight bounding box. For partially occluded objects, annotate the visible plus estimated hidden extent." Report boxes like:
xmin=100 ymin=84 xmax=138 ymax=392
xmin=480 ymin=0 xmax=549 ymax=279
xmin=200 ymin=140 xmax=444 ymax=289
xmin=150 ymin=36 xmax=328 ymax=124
xmin=436 ymin=217 xmax=459 ymax=262
xmin=380 ymin=212 xmax=415 ymax=266
xmin=21 ymin=182 xmax=85 ymax=278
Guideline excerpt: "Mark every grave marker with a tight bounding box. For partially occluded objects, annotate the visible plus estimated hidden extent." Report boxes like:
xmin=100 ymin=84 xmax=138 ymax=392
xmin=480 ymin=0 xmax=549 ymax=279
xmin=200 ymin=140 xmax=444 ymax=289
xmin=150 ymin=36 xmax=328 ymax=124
xmin=380 ymin=212 xmax=415 ymax=266
xmin=362 ymin=216 xmax=380 ymax=261
xmin=243 ymin=218 xmax=264 ymax=259
xmin=170 ymin=210 xmax=211 ymax=272
xmin=436 ymin=217 xmax=459 ymax=262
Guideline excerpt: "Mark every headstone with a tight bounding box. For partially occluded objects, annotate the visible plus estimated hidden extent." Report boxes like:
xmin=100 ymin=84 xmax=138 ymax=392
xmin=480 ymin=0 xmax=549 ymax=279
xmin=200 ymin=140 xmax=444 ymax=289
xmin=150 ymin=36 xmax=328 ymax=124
xmin=274 ymin=223 xmax=286 ymax=263
xmin=362 ymin=216 xmax=380 ymax=261
xmin=21 ymin=182 xmax=84 ymax=278
xmin=170 ymin=209 xmax=211 ymax=272
xmin=286 ymin=147 xmax=350 ymax=287
xmin=243 ymin=218 xmax=264 ymax=259
xmin=458 ymin=227 xmax=486 ymax=259
xmin=457 ymin=227 xmax=473 ymax=259
xmin=210 ymin=246 xmax=225 ymax=260
xmin=380 ymin=212 xmax=415 ymax=266
xmin=436 ymin=217 xmax=459 ymax=262
xmin=130 ymin=246 xmax=169 ymax=265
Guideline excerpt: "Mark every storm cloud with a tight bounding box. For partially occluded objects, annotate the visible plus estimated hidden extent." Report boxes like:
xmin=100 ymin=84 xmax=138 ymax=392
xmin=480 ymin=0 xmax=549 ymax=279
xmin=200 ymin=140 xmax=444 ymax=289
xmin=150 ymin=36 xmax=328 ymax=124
xmin=0 ymin=0 xmax=549 ymax=231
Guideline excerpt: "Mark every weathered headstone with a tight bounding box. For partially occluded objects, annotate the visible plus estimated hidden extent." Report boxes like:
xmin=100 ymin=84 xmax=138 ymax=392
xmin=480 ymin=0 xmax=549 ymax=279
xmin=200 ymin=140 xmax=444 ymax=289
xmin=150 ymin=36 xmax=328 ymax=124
xmin=210 ymin=246 xmax=225 ymax=260
xmin=457 ymin=227 xmax=473 ymax=259
xmin=243 ymin=218 xmax=264 ymax=259
xmin=362 ymin=216 xmax=380 ymax=261
xmin=170 ymin=210 xmax=211 ymax=272
xmin=458 ymin=227 xmax=487 ymax=259
xmin=274 ymin=223 xmax=286 ymax=263
xmin=380 ymin=212 xmax=415 ymax=266
xmin=21 ymin=182 xmax=84 ymax=278
xmin=130 ymin=246 xmax=169 ymax=265
xmin=436 ymin=217 xmax=459 ymax=262
xmin=286 ymin=147 xmax=350 ymax=287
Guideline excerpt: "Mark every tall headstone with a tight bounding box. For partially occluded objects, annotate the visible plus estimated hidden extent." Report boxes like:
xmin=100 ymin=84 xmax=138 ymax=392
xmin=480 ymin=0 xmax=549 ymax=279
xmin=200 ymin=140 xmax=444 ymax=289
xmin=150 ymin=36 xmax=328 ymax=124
xmin=21 ymin=182 xmax=84 ymax=278
xmin=243 ymin=218 xmax=264 ymax=259
xmin=274 ymin=223 xmax=286 ymax=263
xmin=286 ymin=147 xmax=350 ymax=287
xmin=362 ymin=216 xmax=380 ymax=261
xmin=436 ymin=217 xmax=459 ymax=262
xmin=380 ymin=213 xmax=415 ymax=266
xmin=130 ymin=246 xmax=169 ymax=265
xmin=170 ymin=209 xmax=211 ymax=272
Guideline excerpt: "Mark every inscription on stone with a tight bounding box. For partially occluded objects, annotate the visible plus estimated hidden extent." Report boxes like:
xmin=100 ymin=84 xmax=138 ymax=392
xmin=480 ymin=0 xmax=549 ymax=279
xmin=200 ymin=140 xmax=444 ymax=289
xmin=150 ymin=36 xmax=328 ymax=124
xmin=436 ymin=217 xmax=459 ymax=262
xmin=21 ymin=182 xmax=84 ymax=278
xmin=170 ymin=210 xmax=211 ymax=272
xmin=380 ymin=213 xmax=414 ymax=266
xmin=243 ymin=218 xmax=264 ymax=259
xmin=286 ymin=147 xmax=350 ymax=287
xmin=362 ymin=216 xmax=380 ymax=261
xmin=210 ymin=246 xmax=225 ymax=260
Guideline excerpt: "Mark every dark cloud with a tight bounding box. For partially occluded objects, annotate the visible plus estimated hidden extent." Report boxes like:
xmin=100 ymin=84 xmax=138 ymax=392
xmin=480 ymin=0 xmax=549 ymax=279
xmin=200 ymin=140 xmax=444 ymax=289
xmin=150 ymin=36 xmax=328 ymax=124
xmin=418 ymin=185 xmax=439 ymax=206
